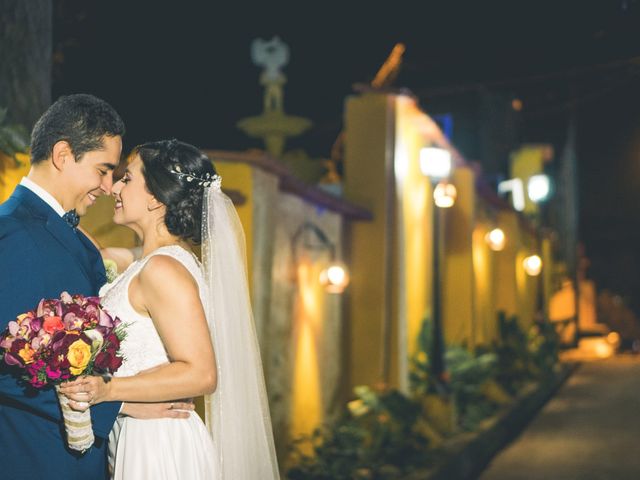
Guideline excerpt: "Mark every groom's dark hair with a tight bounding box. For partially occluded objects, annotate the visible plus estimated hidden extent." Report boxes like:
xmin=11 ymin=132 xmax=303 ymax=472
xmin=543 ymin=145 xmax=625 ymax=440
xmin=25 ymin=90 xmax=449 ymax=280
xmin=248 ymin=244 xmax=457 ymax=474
xmin=30 ymin=93 xmax=125 ymax=165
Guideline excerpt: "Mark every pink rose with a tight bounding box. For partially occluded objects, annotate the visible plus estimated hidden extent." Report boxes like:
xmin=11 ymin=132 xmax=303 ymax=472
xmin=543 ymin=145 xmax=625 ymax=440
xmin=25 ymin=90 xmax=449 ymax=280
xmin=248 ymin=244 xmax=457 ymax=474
xmin=45 ymin=365 xmax=61 ymax=380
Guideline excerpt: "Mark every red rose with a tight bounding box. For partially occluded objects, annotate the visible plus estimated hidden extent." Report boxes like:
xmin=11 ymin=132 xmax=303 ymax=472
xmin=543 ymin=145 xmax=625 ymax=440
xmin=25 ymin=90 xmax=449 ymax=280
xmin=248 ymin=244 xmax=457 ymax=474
xmin=93 ymin=351 xmax=110 ymax=371
xmin=94 ymin=351 xmax=123 ymax=373
xmin=108 ymin=355 xmax=123 ymax=371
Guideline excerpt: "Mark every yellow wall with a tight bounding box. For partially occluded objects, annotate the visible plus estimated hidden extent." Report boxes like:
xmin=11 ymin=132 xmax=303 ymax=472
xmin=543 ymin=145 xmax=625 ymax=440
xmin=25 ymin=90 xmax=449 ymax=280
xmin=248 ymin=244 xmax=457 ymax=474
xmin=344 ymin=93 xmax=398 ymax=388
xmin=516 ymin=229 xmax=540 ymax=331
xmin=579 ymin=280 xmax=598 ymax=330
xmin=541 ymin=236 xmax=553 ymax=319
xmin=343 ymin=92 xmax=560 ymax=400
xmin=0 ymin=153 xmax=30 ymax=203
xmin=550 ymin=280 xmax=576 ymax=321
xmin=443 ymin=167 xmax=476 ymax=348
xmin=472 ymin=212 xmax=498 ymax=345
xmin=510 ymin=146 xmax=546 ymax=216
xmin=393 ymin=96 xmax=433 ymax=391
xmin=289 ymin=258 xmax=325 ymax=450
xmin=495 ymin=211 xmax=520 ymax=318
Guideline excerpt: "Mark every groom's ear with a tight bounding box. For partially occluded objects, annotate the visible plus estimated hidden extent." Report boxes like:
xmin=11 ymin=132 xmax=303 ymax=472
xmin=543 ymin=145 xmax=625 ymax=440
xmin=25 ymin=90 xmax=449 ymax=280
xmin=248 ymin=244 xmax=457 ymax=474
xmin=51 ymin=141 xmax=74 ymax=171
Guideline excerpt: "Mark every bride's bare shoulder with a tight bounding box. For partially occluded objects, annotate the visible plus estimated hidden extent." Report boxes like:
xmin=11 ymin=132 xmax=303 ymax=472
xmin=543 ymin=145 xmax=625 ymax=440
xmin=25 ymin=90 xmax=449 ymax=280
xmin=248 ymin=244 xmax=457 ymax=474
xmin=132 ymin=252 xmax=203 ymax=319
xmin=141 ymin=253 xmax=196 ymax=284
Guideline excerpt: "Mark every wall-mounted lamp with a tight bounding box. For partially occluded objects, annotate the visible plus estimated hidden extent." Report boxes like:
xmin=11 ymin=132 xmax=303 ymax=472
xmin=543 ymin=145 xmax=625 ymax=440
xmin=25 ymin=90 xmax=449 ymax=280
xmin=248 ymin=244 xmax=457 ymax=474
xmin=433 ymin=181 xmax=457 ymax=208
xmin=420 ymin=147 xmax=452 ymax=180
xmin=291 ymin=222 xmax=350 ymax=294
xmin=485 ymin=228 xmax=506 ymax=251
xmin=527 ymin=174 xmax=551 ymax=203
xmin=319 ymin=261 xmax=350 ymax=294
xmin=523 ymin=254 xmax=543 ymax=276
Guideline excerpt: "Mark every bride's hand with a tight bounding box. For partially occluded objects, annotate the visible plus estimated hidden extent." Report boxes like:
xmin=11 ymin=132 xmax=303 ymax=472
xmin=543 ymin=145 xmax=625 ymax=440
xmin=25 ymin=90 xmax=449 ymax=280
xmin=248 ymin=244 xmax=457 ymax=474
xmin=58 ymin=375 xmax=111 ymax=410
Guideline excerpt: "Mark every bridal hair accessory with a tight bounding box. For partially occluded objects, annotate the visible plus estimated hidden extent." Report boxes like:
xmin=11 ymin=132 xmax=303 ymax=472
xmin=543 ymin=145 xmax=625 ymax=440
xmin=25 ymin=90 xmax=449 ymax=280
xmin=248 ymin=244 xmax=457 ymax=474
xmin=169 ymin=165 xmax=221 ymax=189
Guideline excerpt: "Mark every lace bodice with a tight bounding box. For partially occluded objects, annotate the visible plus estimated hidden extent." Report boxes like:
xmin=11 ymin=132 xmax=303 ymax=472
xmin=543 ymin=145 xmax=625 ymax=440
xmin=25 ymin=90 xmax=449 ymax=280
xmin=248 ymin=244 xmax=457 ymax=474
xmin=99 ymin=245 xmax=205 ymax=377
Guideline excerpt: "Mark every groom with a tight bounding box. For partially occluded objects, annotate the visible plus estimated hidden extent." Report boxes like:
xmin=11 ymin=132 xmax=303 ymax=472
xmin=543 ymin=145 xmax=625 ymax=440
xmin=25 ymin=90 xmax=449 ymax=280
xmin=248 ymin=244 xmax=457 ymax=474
xmin=0 ymin=94 xmax=188 ymax=479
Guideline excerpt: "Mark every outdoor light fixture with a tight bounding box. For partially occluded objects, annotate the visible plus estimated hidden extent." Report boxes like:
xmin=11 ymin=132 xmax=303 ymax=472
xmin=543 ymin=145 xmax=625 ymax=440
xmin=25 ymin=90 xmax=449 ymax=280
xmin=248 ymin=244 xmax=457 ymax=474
xmin=497 ymin=178 xmax=525 ymax=212
xmin=420 ymin=147 xmax=452 ymax=180
xmin=485 ymin=228 xmax=506 ymax=251
xmin=319 ymin=261 xmax=350 ymax=294
xmin=527 ymin=174 xmax=551 ymax=203
xmin=433 ymin=181 xmax=457 ymax=208
xmin=523 ymin=254 xmax=543 ymax=276
xmin=291 ymin=221 xmax=350 ymax=294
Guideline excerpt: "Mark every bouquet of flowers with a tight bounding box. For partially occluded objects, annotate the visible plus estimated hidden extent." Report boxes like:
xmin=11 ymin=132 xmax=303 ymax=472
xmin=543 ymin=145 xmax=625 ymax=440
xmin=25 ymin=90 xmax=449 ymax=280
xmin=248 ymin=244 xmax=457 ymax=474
xmin=0 ymin=291 xmax=125 ymax=452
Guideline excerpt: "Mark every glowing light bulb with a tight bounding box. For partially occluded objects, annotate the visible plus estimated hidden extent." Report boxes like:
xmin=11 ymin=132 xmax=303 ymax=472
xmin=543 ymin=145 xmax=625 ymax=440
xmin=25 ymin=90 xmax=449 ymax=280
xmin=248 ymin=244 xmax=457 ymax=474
xmin=527 ymin=174 xmax=551 ymax=203
xmin=433 ymin=182 xmax=457 ymax=208
xmin=523 ymin=255 xmax=542 ymax=276
xmin=320 ymin=262 xmax=350 ymax=294
xmin=420 ymin=147 xmax=452 ymax=180
xmin=485 ymin=228 xmax=506 ymax=251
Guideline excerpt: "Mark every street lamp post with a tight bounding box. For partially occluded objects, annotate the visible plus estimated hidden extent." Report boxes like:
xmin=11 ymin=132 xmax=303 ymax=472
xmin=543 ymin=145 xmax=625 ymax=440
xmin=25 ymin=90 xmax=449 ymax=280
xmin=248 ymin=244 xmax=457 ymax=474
xmin=420 ymin=147 xmax=455 ymax=383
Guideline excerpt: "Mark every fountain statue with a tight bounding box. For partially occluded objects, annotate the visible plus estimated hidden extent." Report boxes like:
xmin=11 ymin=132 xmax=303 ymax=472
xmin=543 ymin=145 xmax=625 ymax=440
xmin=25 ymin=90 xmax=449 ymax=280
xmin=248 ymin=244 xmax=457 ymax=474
xmin=237 ymin=37 xmax=312 ymax=158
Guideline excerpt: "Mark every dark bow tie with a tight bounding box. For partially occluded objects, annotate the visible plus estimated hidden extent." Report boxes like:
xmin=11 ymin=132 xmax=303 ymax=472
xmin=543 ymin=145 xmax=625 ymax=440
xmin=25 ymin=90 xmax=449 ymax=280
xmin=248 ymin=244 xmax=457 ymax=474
xmin=62 ymin=210 xmax=80 ymax=230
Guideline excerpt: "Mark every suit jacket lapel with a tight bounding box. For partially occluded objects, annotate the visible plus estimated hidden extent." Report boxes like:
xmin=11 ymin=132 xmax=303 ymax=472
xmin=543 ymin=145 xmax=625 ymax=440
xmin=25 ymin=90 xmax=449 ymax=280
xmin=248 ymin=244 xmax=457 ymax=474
xmin=12 ymin=186 xmax=96 ymax=288
xmin=44 ymin=213 xmax=94 ymax=287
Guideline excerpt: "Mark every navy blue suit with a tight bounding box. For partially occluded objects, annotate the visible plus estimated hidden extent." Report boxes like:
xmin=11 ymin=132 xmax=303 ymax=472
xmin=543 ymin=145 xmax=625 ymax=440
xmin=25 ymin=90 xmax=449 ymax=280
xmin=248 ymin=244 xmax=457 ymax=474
xmin=0 ymin=185 xmax=120 ymax=479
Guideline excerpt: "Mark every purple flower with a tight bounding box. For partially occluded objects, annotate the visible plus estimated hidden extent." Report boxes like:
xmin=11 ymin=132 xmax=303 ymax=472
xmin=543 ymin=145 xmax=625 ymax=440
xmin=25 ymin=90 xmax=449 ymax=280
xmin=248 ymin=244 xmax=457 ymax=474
xmin=4 ymin=352 xmax=22 ymax=366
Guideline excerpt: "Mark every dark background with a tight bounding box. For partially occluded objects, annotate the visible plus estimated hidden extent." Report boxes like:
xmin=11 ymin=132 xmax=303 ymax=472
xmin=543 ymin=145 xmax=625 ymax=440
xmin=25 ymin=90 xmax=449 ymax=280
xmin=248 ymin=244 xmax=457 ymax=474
xmin=53 ymin=0 xmax=640 ymax=312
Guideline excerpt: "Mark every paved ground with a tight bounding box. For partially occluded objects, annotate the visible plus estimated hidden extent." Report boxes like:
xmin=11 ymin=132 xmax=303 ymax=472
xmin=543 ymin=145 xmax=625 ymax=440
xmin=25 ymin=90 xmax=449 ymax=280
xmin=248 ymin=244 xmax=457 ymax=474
xmin=479 ymin=354 xmax=640 ymax=480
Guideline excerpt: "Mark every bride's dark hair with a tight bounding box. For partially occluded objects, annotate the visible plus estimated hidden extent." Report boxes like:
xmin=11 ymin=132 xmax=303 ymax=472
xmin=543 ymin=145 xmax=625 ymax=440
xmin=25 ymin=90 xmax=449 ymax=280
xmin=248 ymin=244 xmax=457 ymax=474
xmin=132 ymin=139 xmax=217 ymax=244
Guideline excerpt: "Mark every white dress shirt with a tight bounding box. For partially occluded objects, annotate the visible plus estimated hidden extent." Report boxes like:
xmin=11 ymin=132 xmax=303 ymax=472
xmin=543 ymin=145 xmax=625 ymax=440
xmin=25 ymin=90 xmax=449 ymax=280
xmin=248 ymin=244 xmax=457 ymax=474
xmin=20 ymin=177 xmax=66 ymax=217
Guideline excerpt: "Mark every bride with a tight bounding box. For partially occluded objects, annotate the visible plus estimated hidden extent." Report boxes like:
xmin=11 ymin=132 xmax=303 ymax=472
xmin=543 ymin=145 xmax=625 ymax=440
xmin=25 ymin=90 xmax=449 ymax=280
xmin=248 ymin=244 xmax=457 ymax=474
xmin=59 ymin=139 xmax=279 ymax=479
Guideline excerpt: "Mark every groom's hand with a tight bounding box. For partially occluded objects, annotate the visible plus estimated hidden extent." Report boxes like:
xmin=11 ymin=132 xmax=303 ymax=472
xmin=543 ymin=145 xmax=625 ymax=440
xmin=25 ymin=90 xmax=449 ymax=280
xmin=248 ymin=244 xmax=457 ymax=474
xmin=121 ymin=400 xmax=195 ymax=419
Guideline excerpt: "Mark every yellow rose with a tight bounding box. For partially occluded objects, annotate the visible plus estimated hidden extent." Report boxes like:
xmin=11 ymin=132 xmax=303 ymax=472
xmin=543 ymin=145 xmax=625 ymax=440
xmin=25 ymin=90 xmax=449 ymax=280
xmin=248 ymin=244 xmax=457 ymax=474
xmin=18 ymin=343 xmax=35 ymax=364
xmin=67 ymin=339 xmax=91 ymax=375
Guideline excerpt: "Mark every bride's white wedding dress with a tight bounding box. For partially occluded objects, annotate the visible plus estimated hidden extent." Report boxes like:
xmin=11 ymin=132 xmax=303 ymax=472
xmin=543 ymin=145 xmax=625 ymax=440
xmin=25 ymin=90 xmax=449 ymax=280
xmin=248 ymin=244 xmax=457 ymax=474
xmin=99 ymin=245 xmax=218 ymax=479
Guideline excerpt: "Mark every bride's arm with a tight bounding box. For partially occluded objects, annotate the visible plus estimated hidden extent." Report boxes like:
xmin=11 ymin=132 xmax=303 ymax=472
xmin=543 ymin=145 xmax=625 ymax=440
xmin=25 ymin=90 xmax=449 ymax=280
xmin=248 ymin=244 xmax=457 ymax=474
xmin=60 ymin=255 xmax=217 ymax=405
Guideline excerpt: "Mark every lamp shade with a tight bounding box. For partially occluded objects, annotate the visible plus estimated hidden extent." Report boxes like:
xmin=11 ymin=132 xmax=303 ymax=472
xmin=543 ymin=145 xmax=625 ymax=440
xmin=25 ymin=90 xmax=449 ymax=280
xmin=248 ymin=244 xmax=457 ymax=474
xmin=420 ymin=147 xmax=452 ymax=180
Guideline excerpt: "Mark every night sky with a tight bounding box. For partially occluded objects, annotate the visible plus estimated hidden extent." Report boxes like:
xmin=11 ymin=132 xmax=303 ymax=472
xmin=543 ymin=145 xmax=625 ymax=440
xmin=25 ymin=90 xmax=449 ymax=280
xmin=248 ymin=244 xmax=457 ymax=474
xmin=53 ymin=1 xmax=640 ymax=311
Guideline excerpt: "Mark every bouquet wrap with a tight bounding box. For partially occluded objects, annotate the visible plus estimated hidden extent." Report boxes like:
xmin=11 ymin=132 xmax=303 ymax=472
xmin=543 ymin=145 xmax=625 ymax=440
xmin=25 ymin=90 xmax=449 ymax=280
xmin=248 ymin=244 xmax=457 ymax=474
xmin=56 ymin=385 xmax=94 ymax=452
